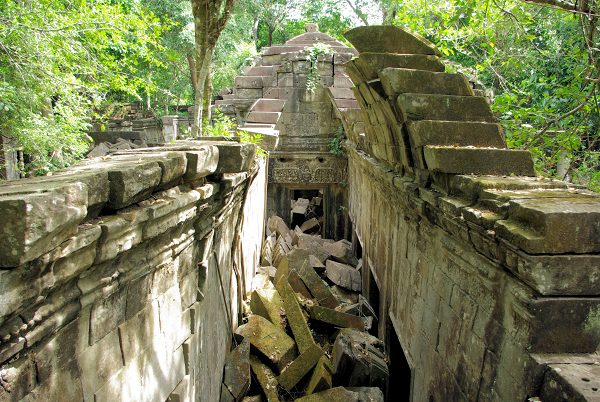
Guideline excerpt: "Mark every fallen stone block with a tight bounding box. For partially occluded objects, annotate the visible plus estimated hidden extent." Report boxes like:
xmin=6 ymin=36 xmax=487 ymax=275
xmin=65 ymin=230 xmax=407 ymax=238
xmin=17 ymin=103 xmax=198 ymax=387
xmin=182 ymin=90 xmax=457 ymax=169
xmin=353 ymin=53 xmax=444 ymax=81
xmin=297 ymin=234 xmax=332 ymax=263
xmin=309 ymin=255 xmax=326 ymax=273
xmin=0 ymin=181 xmax=87 ymax=267
xmin=268 ymin=215 xmax=291 ymax=238
xmin=220 ymin=339 xmax=250 ymax=402
xmin=240 ymin=395 xmax=262 ymax=402
xmin=396 ymin=93 xmax=495 ymax=123
xmin=250 ymin=289 xmax=285 ymax=329
xmin=249 ymin=355 xmax=281 ymax=402
xmin=183 ymin=147 xmax=219 ymax=180
xmin=288 ymin=249 xmax=339 ymax=309
xmin=306 ymin=355 xmax=333 ymax=394
xmin=380 ymin=68 xmax=473 ymax=97
xmin=275 ymin=276 xmax=316 ymax=354
xmin=330 ymin=286 xmax=359 ymax=305
xmin=213 ymin=142 xmax=256 ymax=174
xmin=277 ymin=343 xmax=324 ymax=391
xmin=275 ymin=256 xmax=313 ymax=299
xmin=300 ymin=218 xmax=320 ymax=233
xmin=308 ymin=306 xmax=366 ymax=330
xmin=106 ymin=160 xmax=162 ymax=209
xmin=295 ymin=386 xmax=383 ymax=402
xmin=235 ymin=315 xmax=297 ymax=372
xmin=251 ymin=273 xmax=274 ymax=291
xmin=331 ymin=329 xmax=388 ymax=390
xmin=326 ymin=260 xmax=362 ymax=292
xmin=323 ymin=240 xmax=358 ymax=266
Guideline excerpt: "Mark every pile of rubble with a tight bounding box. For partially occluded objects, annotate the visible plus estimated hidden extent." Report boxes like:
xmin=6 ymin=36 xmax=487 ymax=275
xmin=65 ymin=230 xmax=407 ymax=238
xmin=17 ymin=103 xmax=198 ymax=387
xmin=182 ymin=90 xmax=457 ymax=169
xmin=86 ymin=137 xmax=149 ymax=158
xmin=290 ymin=196 xmax=323 ymax=235
xmin=220 ymin=216 xmax=388 ymax=402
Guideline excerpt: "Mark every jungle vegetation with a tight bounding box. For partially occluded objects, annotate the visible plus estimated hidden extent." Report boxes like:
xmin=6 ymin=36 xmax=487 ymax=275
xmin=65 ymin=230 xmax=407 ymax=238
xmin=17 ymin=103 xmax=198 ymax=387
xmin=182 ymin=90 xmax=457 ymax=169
xmin=0 ymin=0 xmax=598 ymax=189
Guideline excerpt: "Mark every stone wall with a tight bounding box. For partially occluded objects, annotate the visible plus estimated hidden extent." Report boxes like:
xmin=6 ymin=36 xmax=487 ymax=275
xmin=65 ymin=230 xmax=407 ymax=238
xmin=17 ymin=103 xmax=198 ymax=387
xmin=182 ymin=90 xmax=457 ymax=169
xmin=0 ymin=140 xmax=266 ymax=402
xmin=342 ymin=26 xmax=600 ymax=401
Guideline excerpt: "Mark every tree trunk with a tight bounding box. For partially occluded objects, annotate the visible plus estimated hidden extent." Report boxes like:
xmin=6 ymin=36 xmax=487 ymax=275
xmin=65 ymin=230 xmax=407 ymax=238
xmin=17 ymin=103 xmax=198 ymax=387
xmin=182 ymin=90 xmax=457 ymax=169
xmin=252 ymin=16 xmax=259 ymax=51
xmin=202 ymin=67 xmax=212 ymax=130
xmin=187 ymin=53 xmax=197 ymax=96
xmin=268 ymin=27 xmax=274 ymax=46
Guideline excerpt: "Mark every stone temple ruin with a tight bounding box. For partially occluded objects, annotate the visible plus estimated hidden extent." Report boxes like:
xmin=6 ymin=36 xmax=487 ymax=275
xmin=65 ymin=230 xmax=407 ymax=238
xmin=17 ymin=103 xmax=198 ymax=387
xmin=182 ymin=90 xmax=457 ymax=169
xmin=1 ymin=24 xmax=600 ymax=402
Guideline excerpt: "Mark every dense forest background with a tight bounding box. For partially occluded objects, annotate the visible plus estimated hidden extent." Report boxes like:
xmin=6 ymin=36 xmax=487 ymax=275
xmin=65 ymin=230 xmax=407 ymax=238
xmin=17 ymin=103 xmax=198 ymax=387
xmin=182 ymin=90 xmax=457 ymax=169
xmin=0 ymin=0 xmax=598 ymax=190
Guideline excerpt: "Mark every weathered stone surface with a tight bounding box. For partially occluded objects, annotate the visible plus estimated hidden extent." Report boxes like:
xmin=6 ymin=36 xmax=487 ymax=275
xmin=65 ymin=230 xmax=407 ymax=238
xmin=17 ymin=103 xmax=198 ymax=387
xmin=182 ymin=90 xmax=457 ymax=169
xmin=407 ymin=120 xmax=506 ymax=150
xmin=277 ymin=343 xmax=324 ymax=391
xmin=250 ymin=289 xmax=285 ymax=329
xmin=0 ymin=182 xmax=87 ymax=267
xmin=331 ymin=329 xmax=388 ymax=390
xmin=214 ymin=143 xmax=256 ymax=174
xmin=539 ymin=363 xmax=600 ymax=402
xmin=323 ymin=240 xmax=358 ymax=266
xmin=268 ymin=215 xmax=291 ymax=238
xmin=235 ymin=315 xmax=297 ymax=371
xmin=183 ymin=147 xmax=219 ymax=180
xmin=351 ymin=53 xmax=444 ymax=81
xmin=294 ymin=387 xmax=359 ymax=402
xmin=344 ymin=26 xmax=440 ymax=56
xmin=397 ymin=93 xmax=495 ymax=122
xmin=275 ymin=276 xmax=316 ymax=354
xmin=249 ymin=355 xmax=280 ymax=402
xmin=309 ymin=254 xmax=326 ymax=273
xmin=380 ymin=68 xmax=473 ymax=97
xmin=275 ymin=257 xmax=313 ymax=299
xmin=288 ymin=249 xmax=340 ymax=309
xmin=0 ymin=355 xmax=37 ymax=401
xmin=326 ymin=260 xmax=361 ymax=292
xmin=495 ymin=195 xmax=600 ymax=254
xmin=300 ymin=218 xmax=320 ymax=233
xmin=220 ymin=339 xmax=251 ymax=402
xmin=423 ymin=146 xmax=535 ymax=176
xmin=308 ymin=306 xmax=365 ymax=330
xmin=297 ymin=234 xmax=331 ymax=263
xmin=306 ymin=355 xmax=333 ymax=394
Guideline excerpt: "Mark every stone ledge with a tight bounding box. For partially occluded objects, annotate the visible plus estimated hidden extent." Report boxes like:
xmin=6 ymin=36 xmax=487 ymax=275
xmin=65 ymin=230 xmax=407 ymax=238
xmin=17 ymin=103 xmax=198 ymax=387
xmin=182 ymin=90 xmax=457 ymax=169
xmin=380 ymin=68 xmax=474 ymax=97
xmin=344 ymin=25 xmax=441 ymax=56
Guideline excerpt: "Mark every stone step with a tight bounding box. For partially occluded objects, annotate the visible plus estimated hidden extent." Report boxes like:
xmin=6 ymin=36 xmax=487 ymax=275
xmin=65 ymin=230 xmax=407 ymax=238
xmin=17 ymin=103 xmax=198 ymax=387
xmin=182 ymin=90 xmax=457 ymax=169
xmin=245 ymin=66 xmax=275 ymax=76
xmin=423 ymin=145 xmax=535 ymax=176
xmin=344 ymin=25 xmax=440 ymax=56
xmin=239 ymin=122 xmax=275 ymax=129
xmin=334 ymin=99 xmax=360 ymax=109
xmin=397 ymin=93 xmax=495 ymax=122
xmin=352 ymin=52 xmax=445 ymax=81
xmin=329 ymin=87 xmax=355 ymax=99
xmin=380 ymin=68 xmax=474 ymax=97
xmin=333 ymin=75 xmax=354 ymax=88
xmin=406 ymin=120 xmax=506 ymax=148
xmin=246 ymin=111 xmax=281 ymax=124
xmin=250 ymin=98 xmax=286 ymax=112
xmin=232 ymin=88 xmax=263 ymax=99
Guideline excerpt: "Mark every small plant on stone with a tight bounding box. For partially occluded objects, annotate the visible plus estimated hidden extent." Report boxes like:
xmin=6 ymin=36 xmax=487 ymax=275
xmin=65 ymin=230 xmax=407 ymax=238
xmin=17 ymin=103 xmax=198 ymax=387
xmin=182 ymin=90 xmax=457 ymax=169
xmin=304 ymin=43 xmax=332 ymax=93
xmin=329 ymin=125 xmax=346 ymax=156
xmin=204 ymin=109 xmax=236 ymax=138
xmin=238 ymin=130 xmax=267 ymax=158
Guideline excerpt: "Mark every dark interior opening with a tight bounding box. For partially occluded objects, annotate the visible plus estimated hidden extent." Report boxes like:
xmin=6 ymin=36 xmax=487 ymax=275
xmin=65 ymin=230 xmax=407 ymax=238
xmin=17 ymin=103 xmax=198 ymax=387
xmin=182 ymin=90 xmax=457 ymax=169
xmin=290 ymin=188 xmax=324 ymax=232
xmin=367 ymin=267 xmax=380 ymax=328
xmin=386 ymin=318 xmax=412 ymax=401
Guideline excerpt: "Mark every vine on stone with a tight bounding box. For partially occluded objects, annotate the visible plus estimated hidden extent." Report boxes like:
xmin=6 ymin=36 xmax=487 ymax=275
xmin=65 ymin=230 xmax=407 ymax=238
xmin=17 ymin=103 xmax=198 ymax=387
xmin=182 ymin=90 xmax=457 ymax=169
xmin=304 ymin=43 xmax=333 ymax=93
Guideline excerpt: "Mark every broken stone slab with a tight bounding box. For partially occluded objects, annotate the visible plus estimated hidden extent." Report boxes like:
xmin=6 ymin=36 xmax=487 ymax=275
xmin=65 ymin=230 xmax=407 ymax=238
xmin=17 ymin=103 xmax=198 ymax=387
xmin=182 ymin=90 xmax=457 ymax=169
xmin=235 ymin=315 xmax=297 ymax=372
xmin=396 ymin=93 xmax=495 ymax=123
xmin=0 ymin=181 xmax=88 ymax=267
xmin=494 ymin=194 xmax=600 ymax=254
xmin=352 ymin=53 xmax=445 ymax=81
xmin=323 ymin=240 xmax=358 ymax=266
xmin=275 ymin=276 xmax=316 ymax=354
xmin=107 ymin=160 xmax=162 ymax=209
xmin=288 ymin=249 xmax=340 ymax=309
xmin=183 ymin=147 xmax=220 ymax=180
xmin=220 ymin=339 xmax=251 ymax=402
xmin=268 ymin=215 xmax=292 ymax=238
xmin=380 ymin=68 xmax=473 ymax=97
xmin=326 ymin=261 xmax=362 ymax=292
xmin=295 ymin=386 xmax=383 ymax=402
xmin=250 ymin=289 xmax=285 ymax=330
xmin=277 ymin=343 xmax=324 ymax=392
xmin=249 ymin=355 xmax=281 ymax=402
xmin=297 ymin=234 xmax=331 ymax=263
xmin=308 ymin=306 xmax=366 ymax=330
xmin=205 ymin=142 xmax=255 ymax=174
xmin=309 ymin=255 xmax=326 ymax=273
xmin=275 ymin=256 xmax=313 ymax=299
xmin=331 ymin=329 xmax=388 ymax=390
xmin=406 ymin=120 xmax=506 ymax=148
xmin=251 ymin=273 xmax=275 ymax=291
xmin=300 ymin=218 xmax=320 ymax=233
xmin=330 ymin=286 xmax=359 ymax=305
xmin=423 ymin=146 xmax=535 ymax=177
xmin=306 ymin=355 xmax=334 ymax=395
xmin=344 ymin=25 xmax=440 ymax=56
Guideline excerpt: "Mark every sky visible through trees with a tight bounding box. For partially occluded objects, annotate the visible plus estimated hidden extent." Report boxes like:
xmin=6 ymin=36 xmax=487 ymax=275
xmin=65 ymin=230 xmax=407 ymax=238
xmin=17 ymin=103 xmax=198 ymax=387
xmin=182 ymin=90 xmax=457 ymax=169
xmin=0 ymin=0 xmax=598 ymax=189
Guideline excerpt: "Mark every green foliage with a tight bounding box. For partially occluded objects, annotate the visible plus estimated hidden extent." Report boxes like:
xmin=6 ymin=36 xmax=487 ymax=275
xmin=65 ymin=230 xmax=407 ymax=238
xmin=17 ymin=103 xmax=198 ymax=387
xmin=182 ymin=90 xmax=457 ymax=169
xmin=305 ymin=43 xmax=333 ymax=93
xmin=0 ymin=0 xmax=164 ymax=174
xmin=238 ymin=130 xmax=267 ymax=158
xmin=204 ymin=110 xmax=237 ymax=137
xmin=329 ymin=126 xmax=346 ymax=156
